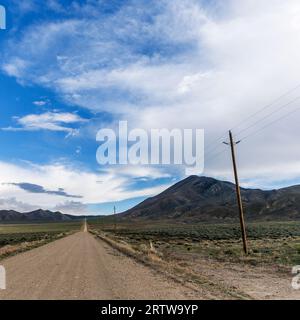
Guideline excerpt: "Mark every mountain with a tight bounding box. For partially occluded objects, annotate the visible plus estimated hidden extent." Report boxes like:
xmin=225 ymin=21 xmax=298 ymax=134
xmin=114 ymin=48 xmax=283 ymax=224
xmin=122 ymin=176 xmax=300 ymax=222
xmin=0 ymin=209 xmax=77 ymax=222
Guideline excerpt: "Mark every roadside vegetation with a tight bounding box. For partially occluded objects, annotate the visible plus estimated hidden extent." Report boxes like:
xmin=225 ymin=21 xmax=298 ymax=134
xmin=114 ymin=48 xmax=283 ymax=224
xmin=0 ymin=222 xmax=82 ymax=260
xmin=88 ymin=218 xmax=300 ymax=299
xmin=88 ymin=219 xmax=300 ymax=268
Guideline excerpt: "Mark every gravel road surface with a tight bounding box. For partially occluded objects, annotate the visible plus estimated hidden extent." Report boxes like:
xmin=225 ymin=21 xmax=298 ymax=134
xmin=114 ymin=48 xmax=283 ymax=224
xmin=0 ymin=231 xmax=197 ymax=300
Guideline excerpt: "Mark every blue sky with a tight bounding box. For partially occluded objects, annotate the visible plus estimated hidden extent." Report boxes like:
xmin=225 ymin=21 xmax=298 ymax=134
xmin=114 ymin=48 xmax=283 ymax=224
xmin=1 ymin=0 xmax=300 ymax=215
xmin=0 ymin=0 xmax=186 ymax=214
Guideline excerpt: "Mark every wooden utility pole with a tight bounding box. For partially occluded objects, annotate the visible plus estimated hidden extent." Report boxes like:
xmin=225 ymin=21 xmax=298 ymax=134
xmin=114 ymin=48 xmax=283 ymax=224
xmin=224 ymin=131 xmax=248 ymax=254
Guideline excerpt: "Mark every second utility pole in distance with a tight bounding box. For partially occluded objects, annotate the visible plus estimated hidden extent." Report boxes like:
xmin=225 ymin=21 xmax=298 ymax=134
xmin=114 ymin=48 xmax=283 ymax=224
xmin=113 ymin=205 xmax=117 ymax=233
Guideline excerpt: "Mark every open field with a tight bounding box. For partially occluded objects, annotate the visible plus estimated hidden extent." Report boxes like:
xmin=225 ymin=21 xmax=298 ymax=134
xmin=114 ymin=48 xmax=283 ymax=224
xmin=0 ymin=221 xmax=83 ymax=260
xmin=88 ymin=219 xmax=300 ymax=299
xmin=88 ymin=219 xmax=300 ymax=239
xmin=88 ymin=219 xmax=300 ymax=266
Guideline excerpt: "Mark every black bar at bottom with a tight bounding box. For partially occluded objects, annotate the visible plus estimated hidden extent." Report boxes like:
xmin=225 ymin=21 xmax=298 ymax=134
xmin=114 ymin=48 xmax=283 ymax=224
xmin=0 ymin=300 xmax=294 ymax=319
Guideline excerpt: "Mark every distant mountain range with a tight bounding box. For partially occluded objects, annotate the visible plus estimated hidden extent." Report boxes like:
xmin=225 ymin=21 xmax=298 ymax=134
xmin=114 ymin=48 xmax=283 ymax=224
xmin=0 ymin=209 xmax=79 ymax=222
xmin=2 ymin=176 xmax=300 ymax=223
xmin=122 ymin=176 xmax=300 ymax=222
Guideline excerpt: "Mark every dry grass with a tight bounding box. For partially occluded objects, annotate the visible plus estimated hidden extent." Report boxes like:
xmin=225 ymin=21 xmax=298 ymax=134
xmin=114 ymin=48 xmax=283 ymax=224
xmin=90 ymin=229 xmax=250 ymax=300
xmin=0 ymin=231 xmax=76 ymax=261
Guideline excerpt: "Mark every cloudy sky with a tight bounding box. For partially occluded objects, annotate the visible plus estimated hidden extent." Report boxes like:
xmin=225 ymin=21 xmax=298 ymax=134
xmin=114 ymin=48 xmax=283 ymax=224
xmin=1 ymin=0 xmax=300 ymax=215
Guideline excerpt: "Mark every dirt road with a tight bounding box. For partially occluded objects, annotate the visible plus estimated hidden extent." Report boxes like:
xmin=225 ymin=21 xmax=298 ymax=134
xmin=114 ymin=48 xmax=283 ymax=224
xmin=0 ymin=231 xmax=198 ymax=300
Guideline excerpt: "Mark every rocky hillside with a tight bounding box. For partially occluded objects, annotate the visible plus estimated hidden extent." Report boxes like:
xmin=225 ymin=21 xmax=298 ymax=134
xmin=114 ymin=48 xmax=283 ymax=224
xmin=122 ymin=176 xmax=300 ymax=222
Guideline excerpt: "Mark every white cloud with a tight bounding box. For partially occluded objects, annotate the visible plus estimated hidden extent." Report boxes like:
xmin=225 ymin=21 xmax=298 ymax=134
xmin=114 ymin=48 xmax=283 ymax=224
xmin=2 ymin=58 xmax=28 ymax=79
xmin=0 ymin=161 xmax=171 ymax=214
xmin=2 ymin=112 xmax=87 ymax=135
xmin=53 ymin=201 xmax=88 ymax=215
xmin=33 ymin=100 xmax=48 ymax=106
xmin=2 ymin=0 xmax=300 ymax=188
xmin=0 ymin=198 xmax=38 ymax=212
xmin=104 ymin=165 xmax=172 ymax=180
xmin=12 ymin=0 xmax=38 ymax=14
xmin=75 ymin=146 xmax=82 ymax=155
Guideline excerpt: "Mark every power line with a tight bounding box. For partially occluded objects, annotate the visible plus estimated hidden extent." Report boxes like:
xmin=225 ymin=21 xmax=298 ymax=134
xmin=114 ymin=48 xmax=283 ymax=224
xmin=204 ymin=84 xmax=300 ymax=158
xmin=240 ymin=106 xmax=300 ymax=142
xmin=229 ymin=82 xmax=300 ymax=132
xmin=235 ymin=96 xmax=300 ymax=137
xmin=205 ymin=138 xmax=228 ymax=157
xmin=215 ymin=106 xmax=300 ymax=167
xmin=204 ymin=82 xmax=300 ymax=166
xmin=205 ymin=147 xmax=228 ymax=163
xmin=206 ymin=130 xmax=229 ymax=147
